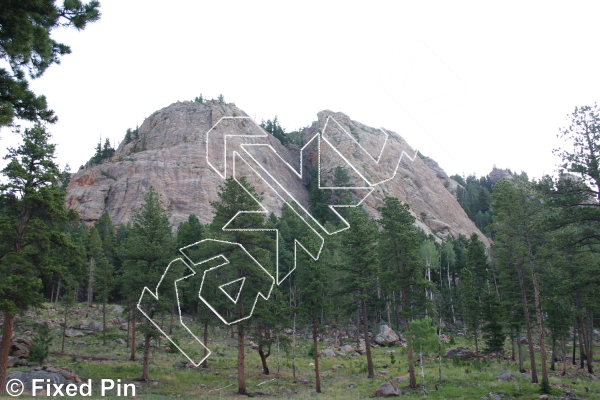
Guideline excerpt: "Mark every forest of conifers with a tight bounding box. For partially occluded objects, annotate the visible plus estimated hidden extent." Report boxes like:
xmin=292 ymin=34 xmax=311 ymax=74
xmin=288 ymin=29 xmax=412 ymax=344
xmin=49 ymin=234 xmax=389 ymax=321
xmin=0 ymin=103 xmax=599 ymax=397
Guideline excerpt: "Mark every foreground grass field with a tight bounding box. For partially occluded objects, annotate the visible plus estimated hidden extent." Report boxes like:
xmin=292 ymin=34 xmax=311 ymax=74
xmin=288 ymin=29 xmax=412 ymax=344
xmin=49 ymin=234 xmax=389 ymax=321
xmin=3 ymin=304 xmax=599 ymax=399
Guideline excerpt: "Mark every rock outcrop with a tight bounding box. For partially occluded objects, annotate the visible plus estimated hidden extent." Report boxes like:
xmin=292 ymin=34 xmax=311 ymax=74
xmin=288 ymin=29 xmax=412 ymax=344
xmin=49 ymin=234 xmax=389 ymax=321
xmin=489 ymin=166 xmax=514 ymax=184
xmin=65 ymin=100 xmax=488 ymax=244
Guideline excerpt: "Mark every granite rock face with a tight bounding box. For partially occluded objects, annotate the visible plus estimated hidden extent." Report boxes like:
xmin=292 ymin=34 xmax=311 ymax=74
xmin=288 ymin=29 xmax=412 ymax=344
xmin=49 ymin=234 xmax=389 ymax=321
xmin=65 ymin=101 xmax=488 ymax=244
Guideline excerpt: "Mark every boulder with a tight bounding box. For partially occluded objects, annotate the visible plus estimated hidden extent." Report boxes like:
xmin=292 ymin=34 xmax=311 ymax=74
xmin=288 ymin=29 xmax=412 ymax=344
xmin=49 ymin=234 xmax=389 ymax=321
xmin=331 ymin=365 xmax=344 ymax=370
xmin=7 ymin=370 xmax=67 ymax=394
xmin=445 ymin=347 xmax=475 ymax=360
xmin=10 ymin=338 xmax=31 ymax=358
xmin=358 ymin=340 xmax=366 ymax=354
xmin=7 ymin=357 xmax=23 ymax=368
xmin=488 ymin=393 xmax=503 ymax=400
xmin=374 ymin=325 xmax=400 ymax=346
xmin=375 ymin=381 xmax=400 ymax=397
xmin=113 ymin=305 xmax=124 ymax=314
xmin=64 ymin=329 xmax=85 ymax=338
xmin=119 ymin=323 xmax=128 ymax=331
xmin=115 ymin=338 xmax=126 ymax=345
xmin=495 ymin=372 xmax=518 ymax=382
xmin=80 ymin=320 xmax=103 ymax=331
xmin=340 ymin=344 xmax=354 ymax=352
xmin=439 ymin=335 xmax=451 ymax=344
xmin=297 ymin=377 xmax=309 ymax=384
xmin=321 ymin=348 xmax=336 ymax=357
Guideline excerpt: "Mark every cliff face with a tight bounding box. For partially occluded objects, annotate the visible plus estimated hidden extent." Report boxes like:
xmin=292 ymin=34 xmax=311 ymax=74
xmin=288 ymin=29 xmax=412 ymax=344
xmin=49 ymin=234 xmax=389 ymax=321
xmin=65 ymin=100 xmax=489 ymax=244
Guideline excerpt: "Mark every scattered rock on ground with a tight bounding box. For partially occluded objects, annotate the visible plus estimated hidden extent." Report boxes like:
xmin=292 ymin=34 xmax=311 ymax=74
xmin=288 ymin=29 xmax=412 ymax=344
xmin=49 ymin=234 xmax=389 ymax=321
xmin=445 ymin=347 xmax=475 ymax=360
xmin=488 ymin=393 xmax=503 ymax=400
xmin=495 ymin=372 xmax=518 ymax=382
xmin=297 ymin=377 xmax=309 ymax=384
xmin=340 ymin=344 xmax=354 ymax=352
xmin=346 ymin=384 xmax=357 ymax=389
xmin=321 ymin=349 xmax=336 ymax=357
xmin=375 ymin=381 xmax=399 ymax=397
xmin=374 ymin=325 xmax=400 ymax=346
xmin=7 ymin=365 xmax=83 ymax=393
xmin=10 ymin=338 xmax=31 ymax=358
xmin=331 ymin=365 xmax=344 ymax=370
xmin=7 ymin=356 xmax=28 ymax=368
xmin=64 ymin=329 xmax=85 ymax=338
xmin=116 ymin=338 xmax=126 ymax=345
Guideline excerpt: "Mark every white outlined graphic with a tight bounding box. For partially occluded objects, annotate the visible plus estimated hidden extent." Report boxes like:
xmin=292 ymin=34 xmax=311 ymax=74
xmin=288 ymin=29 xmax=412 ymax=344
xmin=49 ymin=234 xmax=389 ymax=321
xmin=138 ymin=112 xmax=416 ymax=364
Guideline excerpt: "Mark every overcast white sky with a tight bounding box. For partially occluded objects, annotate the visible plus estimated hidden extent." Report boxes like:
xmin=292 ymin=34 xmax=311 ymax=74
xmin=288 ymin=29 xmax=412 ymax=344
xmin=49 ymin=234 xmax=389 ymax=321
xmin=3 ymin=1 xmax=600 ymax=180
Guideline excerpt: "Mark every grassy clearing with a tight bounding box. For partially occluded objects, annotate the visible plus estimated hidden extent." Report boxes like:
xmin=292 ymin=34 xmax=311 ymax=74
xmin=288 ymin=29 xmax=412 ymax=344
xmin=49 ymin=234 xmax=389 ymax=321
xmin=3 ymin=304 xmax=599 ymax=399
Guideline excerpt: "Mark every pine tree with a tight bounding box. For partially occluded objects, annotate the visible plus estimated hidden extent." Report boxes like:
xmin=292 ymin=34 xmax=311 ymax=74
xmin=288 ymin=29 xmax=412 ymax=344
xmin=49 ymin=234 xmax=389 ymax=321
xmin=209 ymin=176 xmax=273 ymax=395
xmin=297 ymin=232 xmax=327 ymax=391
xmin=378 ymin=197 xmax=427 ymax=388
xmin=119 ymin=187 xmax=176 ymax=380
xmin=0 ymin=125 xmax=69 ymax=393
xmin=339 ymin=206 xmax=378 ymax=378
xmin=0 ymin=0 xmax=101 ymax=127
xmin=90 ymin=227 xmax=114 ymax=345
xmin=491 ymin=177 xmax=549 ymax=383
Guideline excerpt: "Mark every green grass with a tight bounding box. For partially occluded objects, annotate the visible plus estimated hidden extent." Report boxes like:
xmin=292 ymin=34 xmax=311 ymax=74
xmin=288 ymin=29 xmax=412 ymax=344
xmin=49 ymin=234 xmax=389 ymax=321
xmin=3 ymin=304 xmax=600 ymax=399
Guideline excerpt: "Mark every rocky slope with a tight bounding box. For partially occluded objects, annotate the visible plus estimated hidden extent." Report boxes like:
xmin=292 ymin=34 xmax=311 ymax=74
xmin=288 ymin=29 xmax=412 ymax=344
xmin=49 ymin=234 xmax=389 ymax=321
xmin=65 ymin=100 xmax=489 ymax=244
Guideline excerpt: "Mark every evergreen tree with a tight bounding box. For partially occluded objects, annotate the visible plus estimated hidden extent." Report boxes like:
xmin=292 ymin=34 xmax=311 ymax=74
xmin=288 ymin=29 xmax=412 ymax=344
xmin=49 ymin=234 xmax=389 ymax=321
xmin=460 ymin=267 xmax=481 ymax=355
xmin=491 ymin=177 xmax=549 ymax=384
xmin=0 ymin=0 xmax=101 ymax=127
xmin=297 ymin=232 xmax=327 ymax=391
xmin=90 ymin=226 xmax=114 ymax=345
xmin=555 ymin=103 xmax=600 ymax=199
xmin=28 ymin=322 xmax=53 ymax=366
xmin=378 ymin=197 xmax=428 ymax=388
xmin=0 ymin=125 xmax=69 ymax=393
xmin=119 ymin=187 xmax=176 ymax=380
xmin=209 ymin=176 xmax=274 ymax=395
xmin=339 ymin=206 xmax=378 ymax=379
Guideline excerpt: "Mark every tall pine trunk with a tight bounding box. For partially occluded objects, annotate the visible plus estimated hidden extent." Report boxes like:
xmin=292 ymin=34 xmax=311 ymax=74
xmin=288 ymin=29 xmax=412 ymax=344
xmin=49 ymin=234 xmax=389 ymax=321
xmin=561 ymin=336 xmax=568 ymax=376
xmin=202 ymin=321 xmax=209 ymax=368
xmin=237 ymin=323 xmax=247 ymax=394
xmin=0 ymin=313 xmax=15 ymax=396
xmin=141 ymin=333 xmax=151 ymax=381
xmin=257 ymin=322 xmax=270 ymax=375
xmin=516 ymin=328 xmax=524 ymax=373
xmin=102 ymin=301 xmax=107 ymax=345
xmin=516 ymin=260 xmax=538 ymax=383
xmin=62 ymin=305 xmax=68 ymax=354
xmin=130 ymin=313 xmax=137 ymax=361
xmin=527 ymin=237 xmax=548 ymax=383
xmin=312 ymin=318 xmax=321 ymax=393
xmin=361 ymin=295 xmax=374 ymax=378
